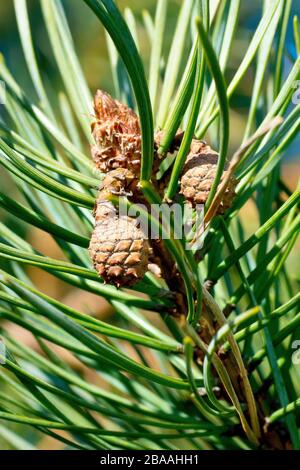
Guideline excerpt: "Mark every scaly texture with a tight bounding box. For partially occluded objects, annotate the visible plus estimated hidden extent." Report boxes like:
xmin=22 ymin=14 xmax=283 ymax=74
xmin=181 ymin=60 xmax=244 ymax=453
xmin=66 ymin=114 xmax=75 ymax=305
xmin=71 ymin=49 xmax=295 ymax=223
xmin=180 ymin=140 xmax=237 ymax=213
xmin=89 ymin=195 xmax=149 ymax=287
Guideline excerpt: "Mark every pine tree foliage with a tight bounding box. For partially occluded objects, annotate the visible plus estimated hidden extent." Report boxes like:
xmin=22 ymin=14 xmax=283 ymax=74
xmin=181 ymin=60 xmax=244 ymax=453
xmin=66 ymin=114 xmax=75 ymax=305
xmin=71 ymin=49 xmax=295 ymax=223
xmin=0 ymin=0 xmax=299 ymax=450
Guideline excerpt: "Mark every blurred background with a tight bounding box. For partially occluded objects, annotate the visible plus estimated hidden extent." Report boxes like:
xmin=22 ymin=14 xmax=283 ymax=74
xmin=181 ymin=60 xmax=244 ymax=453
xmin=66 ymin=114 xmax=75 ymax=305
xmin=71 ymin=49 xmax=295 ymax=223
xmin=0 ymin=0 xmax=299 ymax=448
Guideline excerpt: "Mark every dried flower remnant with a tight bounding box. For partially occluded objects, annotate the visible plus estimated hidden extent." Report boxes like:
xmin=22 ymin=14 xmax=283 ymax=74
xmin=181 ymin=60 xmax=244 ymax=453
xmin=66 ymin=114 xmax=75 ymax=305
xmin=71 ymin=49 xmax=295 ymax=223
xmin=91 ymin=90 xmax=142 ymax=173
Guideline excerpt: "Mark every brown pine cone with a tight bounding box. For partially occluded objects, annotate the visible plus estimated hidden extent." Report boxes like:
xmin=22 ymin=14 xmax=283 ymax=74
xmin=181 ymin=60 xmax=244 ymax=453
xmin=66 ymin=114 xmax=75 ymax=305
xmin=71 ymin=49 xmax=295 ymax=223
xmin=91 ymin=90 xmax=142 ymax=174
xmin=89 ymin=198 xmax=149 ymax=287
xmin=180 ymin=140 xmax=237 ymax=213
xmin=154 ymin=129 xmax=184 ymax=154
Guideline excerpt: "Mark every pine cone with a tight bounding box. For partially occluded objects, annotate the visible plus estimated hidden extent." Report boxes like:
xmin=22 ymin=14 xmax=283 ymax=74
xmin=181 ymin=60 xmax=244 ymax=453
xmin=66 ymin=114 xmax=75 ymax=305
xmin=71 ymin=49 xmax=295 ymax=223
xmin=180 ymin=140 xmax=237 ymax=213
xmin=96 ymin=168 xmax=138 ymax=200
xmin=89 ymin=198 xmax=149 ymax=287
xmin=154 ymin=129 xmax=184 ymax=154
xmin=91 ymin=90 xmax=141 ymax=173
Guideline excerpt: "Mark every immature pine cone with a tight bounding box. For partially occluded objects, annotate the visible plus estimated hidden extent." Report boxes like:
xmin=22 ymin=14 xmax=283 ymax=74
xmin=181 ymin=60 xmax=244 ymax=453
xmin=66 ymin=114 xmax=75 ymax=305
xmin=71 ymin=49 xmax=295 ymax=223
xmin=180 ymin=140 xmax=237 ymax=213
xmin=89 ymin=170 xmax=149 ymax=287
xmin=91 ymin=90 xmax=142 ymax=173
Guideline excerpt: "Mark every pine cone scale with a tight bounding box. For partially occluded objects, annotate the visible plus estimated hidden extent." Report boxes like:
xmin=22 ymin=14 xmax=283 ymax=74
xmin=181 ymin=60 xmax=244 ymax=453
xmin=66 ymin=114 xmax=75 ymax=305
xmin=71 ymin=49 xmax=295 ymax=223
xmin=89 ymin=217 xmax=149 ymax=287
